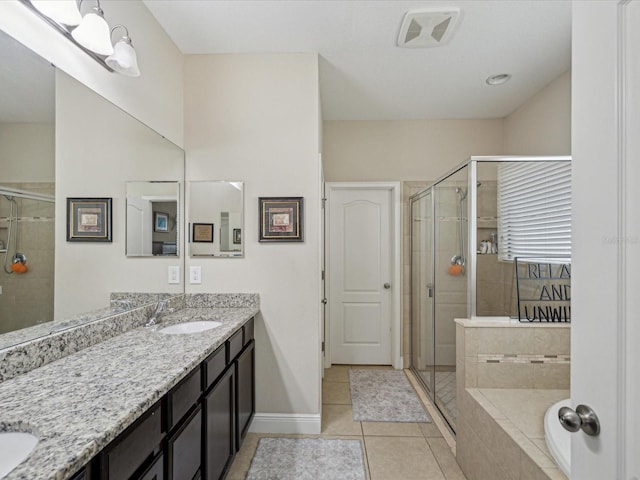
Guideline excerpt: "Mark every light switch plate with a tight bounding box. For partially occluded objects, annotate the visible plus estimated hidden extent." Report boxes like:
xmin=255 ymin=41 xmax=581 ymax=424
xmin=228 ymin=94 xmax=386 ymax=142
xmin=168 ymin=266 xmax=180 ymax=284
xmin=190 ymin=266 xmax=202 ymax=284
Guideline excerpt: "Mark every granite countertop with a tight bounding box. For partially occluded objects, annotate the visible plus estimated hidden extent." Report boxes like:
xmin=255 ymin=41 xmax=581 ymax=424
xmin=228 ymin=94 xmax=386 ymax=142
xmin=0 ymin=307 xmax=258 ymax=480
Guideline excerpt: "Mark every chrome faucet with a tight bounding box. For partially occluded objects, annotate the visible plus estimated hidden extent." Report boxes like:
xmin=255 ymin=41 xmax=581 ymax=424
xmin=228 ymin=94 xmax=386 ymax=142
xmin=145 ymin=300 xmax=171 ymax=328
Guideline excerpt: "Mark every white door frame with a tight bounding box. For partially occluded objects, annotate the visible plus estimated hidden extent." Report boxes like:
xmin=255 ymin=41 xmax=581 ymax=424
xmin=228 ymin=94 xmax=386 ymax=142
xmin=325 ymin=182 xmax=402 ymax=370
xmin=572 ymin=1 xmax=638 ymax=477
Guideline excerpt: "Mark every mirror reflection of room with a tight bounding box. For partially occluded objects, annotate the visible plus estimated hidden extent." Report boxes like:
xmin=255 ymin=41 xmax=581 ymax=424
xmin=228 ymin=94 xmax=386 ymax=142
xmin=126 ymin=182 xmax=179 ymax=257
xmin=188 ymin=181 xmax=243 ymax=257
xmin=0 ymin=29 xmax=55 ymax=334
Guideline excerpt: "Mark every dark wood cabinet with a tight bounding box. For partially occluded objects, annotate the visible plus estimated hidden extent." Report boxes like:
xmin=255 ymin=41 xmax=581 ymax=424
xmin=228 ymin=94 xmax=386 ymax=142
xmin=139 ymin=453 xmax=164 ymax=480
xmin=236 ymin=340 xmax=255 ymax=450
xmin=82 ymin=317 xmax=255 ymax=480
xmin=204 ymin=366 xmax=235 ymax=480
xmin=168 ymin=406 xmax=202 ymax=480
xmin=98 ymin=402 xmax=163 ymax=480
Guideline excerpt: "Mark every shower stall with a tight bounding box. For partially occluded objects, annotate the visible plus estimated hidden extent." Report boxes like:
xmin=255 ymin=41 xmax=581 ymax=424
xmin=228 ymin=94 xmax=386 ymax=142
xmin=409 ymin=156 xmax=571 ymax=432
xmin=0 ymin=185 xmax=55 ymax=334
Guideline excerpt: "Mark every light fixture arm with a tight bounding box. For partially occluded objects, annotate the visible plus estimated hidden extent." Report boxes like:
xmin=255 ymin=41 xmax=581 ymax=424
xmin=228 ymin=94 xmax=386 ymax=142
xmin=111 ymin=25 xmax=133 ymax=46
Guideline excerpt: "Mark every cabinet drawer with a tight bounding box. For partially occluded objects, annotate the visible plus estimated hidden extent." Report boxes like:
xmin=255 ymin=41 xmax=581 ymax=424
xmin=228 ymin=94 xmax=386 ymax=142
xmin=205 ymin=343 xmax=227 ymax=390
xmin=227 ymin=329 xmax=243 ymax=363
xmin=103 ymin=402 xmax=162 ymax=480
xmin=167 ymin=365 xmax=202 ymax=430
xmin=243 ymin=317 xmax=254 ymax=346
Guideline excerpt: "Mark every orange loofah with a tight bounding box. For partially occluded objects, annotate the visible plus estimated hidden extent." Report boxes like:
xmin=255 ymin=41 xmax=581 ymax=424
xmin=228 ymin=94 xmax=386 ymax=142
xmin=448 ymin=264 xmax=463 ymax=276
xmin=11 ymin=262 xmax=28 ymax=274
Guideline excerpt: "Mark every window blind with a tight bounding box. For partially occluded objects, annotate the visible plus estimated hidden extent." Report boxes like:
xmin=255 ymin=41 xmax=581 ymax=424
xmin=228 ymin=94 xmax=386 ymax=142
xmin=497 ymin=161 xmax=571 ymax=263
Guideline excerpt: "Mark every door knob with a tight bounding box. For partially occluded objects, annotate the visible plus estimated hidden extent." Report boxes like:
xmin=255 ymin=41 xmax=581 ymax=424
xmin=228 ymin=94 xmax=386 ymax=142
xmin=383 ymin=283 xmax=391 ymax=289
xmin=558 ymin=404 xmax=600 ymax=436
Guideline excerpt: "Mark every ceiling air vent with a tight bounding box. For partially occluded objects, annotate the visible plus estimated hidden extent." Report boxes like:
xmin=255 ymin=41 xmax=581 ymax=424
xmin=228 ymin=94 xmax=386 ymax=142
xmin=397 ymin=8 xmax=461 ymax=48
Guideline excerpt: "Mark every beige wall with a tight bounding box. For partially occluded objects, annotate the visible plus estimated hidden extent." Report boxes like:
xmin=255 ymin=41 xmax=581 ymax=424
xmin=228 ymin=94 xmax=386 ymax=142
xmin=322 ymin=119 xmax=504 ymax=182
xmin=55 ymin=72 xmax=184 ymax=318
xmin=503 ymin=70 xmax=571 ymax=155
xmin=0 ymin=123 xmax=54 ymax=182
xmin=184 ymin=54 xmax=322 ymax=424
xmin=0 ymin=0 xmax=183 ymax=146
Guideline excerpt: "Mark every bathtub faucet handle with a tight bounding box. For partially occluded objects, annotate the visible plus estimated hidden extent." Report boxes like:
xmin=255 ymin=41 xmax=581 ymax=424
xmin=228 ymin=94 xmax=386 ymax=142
xmin=558 ymin=404 xmax=600 ymax=436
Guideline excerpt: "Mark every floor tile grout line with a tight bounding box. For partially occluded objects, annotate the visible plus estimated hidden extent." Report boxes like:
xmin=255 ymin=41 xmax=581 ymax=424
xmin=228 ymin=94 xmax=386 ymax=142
xmin=424 ymin=436 xmax=449 ymax=480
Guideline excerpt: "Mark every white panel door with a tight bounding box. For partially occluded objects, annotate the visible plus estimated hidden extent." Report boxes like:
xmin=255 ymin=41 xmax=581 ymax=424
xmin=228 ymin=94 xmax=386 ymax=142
xmin=329 ymin=187 xmax=392 ymax=365
xmin=572 ymin=2 xmax=639 ymax=478
xmin=126 ymin=197 xmax=152 ymax=256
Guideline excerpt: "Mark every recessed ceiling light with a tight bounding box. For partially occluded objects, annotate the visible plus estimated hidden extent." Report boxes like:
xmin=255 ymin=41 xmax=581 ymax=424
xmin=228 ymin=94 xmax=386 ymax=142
xmin=486 ymin=74 xmax=512 ymax=86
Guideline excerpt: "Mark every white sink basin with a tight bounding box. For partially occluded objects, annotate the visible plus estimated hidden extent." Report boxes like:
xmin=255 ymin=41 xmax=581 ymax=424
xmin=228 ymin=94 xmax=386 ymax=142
xmin=0 ymin=432 xmax=39 ymax=478
xmin=159 ymin=321 xmax=222 ymax=335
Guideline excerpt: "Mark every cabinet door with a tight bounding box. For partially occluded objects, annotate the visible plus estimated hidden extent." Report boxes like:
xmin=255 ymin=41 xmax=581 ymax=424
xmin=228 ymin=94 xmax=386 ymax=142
xmin=138 ymin=453 xmax=164 ymax=480
xmin=168 ymin=406 xmax=202 ymax=480
xmin=236 ymin=341 xmax=255 ymax=450
xmin=204 ymin=366 xmax=235 ymax=480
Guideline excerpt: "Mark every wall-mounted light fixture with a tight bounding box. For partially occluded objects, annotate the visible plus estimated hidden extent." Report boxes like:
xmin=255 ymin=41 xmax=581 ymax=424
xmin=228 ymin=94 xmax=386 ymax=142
xmin=20 ymin=0 xmax=141 ymax=76
xmin=105 ymin=25 xmax=140 ymax=77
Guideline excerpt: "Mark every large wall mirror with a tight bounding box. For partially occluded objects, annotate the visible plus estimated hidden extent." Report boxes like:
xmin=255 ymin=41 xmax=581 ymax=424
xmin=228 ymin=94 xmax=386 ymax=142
xmin=0 ymin=29 xmax=185 ymax=347
xmin=188 ymin=181 xmax=244 ymax=257
xmin=126 ymin=182 xmax=179 ymax=257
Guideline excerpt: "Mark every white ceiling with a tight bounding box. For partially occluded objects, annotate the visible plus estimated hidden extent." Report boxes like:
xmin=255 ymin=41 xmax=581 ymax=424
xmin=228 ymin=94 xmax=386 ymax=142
xmin=144 ymin=0 xmax=572 ymax=121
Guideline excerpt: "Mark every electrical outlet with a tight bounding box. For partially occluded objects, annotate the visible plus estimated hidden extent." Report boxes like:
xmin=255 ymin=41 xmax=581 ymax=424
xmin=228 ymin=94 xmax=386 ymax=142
xmin=168 ymin=266 xmax=180 ymax=284
xmin=190 ymin=266 xmax=202 ymax=284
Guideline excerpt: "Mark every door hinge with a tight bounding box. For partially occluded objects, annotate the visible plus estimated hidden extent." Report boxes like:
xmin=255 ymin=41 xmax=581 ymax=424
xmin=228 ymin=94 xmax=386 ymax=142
xmin=321 ymin=270 xmax=325 ymax=281
xmin=321 ymin=197 xmax=327 ymax=209
xmin=321 ymin=298 xmax=328 ymax=305
xmin=322 ymin=341 xmax=325 ymax=352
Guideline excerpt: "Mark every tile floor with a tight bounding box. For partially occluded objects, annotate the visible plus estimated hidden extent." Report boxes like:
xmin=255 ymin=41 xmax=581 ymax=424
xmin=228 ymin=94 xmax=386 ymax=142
xmin=226 ymin=365 xmax=467 ymax=480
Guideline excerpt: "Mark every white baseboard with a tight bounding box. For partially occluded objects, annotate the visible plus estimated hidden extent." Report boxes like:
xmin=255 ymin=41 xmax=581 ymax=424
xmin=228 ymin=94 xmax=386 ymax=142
xmin=248 ymin=413 xmax=321 ymax=435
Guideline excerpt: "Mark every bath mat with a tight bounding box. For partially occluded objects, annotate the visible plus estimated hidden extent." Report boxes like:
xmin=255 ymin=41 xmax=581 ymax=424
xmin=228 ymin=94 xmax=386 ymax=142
xmin=349 ymin=369 xmax=431 ymax=423
xmin=246 ymin=437 xmax=366 ymax=480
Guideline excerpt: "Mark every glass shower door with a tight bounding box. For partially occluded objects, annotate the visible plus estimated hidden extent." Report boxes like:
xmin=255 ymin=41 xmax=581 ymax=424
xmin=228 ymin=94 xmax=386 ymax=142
xmin=433 ymin=166 xmax=469 ymax=430
xmin=410 ymin=190 xmax=434 ymax=394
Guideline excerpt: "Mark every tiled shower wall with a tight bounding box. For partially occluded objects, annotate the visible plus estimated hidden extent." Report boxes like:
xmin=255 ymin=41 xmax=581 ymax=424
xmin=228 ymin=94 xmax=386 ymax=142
xmin=0 ymin=182 xmax=55 ymax=334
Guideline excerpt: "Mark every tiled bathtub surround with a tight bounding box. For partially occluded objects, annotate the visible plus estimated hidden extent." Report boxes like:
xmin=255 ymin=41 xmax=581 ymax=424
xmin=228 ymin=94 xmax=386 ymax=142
xmin=455 ymin=318 xmax=570 ymax=480
xmin=456 ymin=318 xmax=570 ymax=390
xmin=457 ymin=388 xmax=568 ymax=480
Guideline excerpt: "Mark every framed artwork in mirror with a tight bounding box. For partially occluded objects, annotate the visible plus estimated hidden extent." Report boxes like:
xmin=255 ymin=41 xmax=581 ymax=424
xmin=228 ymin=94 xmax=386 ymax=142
xmin=233 ymin=228 xmax=242 ymax=244
xmin=193 ymin=223 xmax=214 ymax=243
xmin=259 ymin=197 xmax=304 ymax=242
xmin=67 ymin=198 xmax=112 ymax=242
xmin=154 ymin=212 xmax=169 ymax=232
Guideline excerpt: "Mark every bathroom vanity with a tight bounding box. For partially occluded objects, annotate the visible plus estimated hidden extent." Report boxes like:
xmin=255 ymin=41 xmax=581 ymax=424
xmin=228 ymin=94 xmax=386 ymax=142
xmin=0 ymin=297 xmax=257 ymax=480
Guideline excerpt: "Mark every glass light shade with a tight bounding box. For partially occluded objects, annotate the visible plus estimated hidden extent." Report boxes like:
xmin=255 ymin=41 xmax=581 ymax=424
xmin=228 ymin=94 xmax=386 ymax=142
xmin=106 ymin=40 xmax=140 ymax=77
xmin=71 ymin=10 xmax=113 ymax=55
xmin=31 ymin=0 xmax=82 ymax=26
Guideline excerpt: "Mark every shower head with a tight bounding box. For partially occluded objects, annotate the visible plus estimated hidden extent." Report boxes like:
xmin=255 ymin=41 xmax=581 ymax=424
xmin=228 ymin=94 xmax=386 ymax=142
xmin=455 ymin=187 xmax=468 ymax=200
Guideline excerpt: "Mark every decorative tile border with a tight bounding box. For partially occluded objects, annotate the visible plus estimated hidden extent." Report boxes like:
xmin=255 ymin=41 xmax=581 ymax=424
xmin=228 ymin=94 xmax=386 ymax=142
xmin=477 ymin=353 xmax=570 ymax=364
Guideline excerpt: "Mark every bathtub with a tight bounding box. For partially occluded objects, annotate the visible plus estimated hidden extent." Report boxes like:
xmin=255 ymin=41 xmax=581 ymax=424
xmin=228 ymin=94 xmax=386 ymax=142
xmin=544 ymin=398 xmax=571 ymax=477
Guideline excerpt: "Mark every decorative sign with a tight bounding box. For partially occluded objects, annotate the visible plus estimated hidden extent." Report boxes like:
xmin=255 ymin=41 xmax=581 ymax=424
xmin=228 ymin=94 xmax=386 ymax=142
xmin=515 ymin=258 xmax=571 ymax=323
